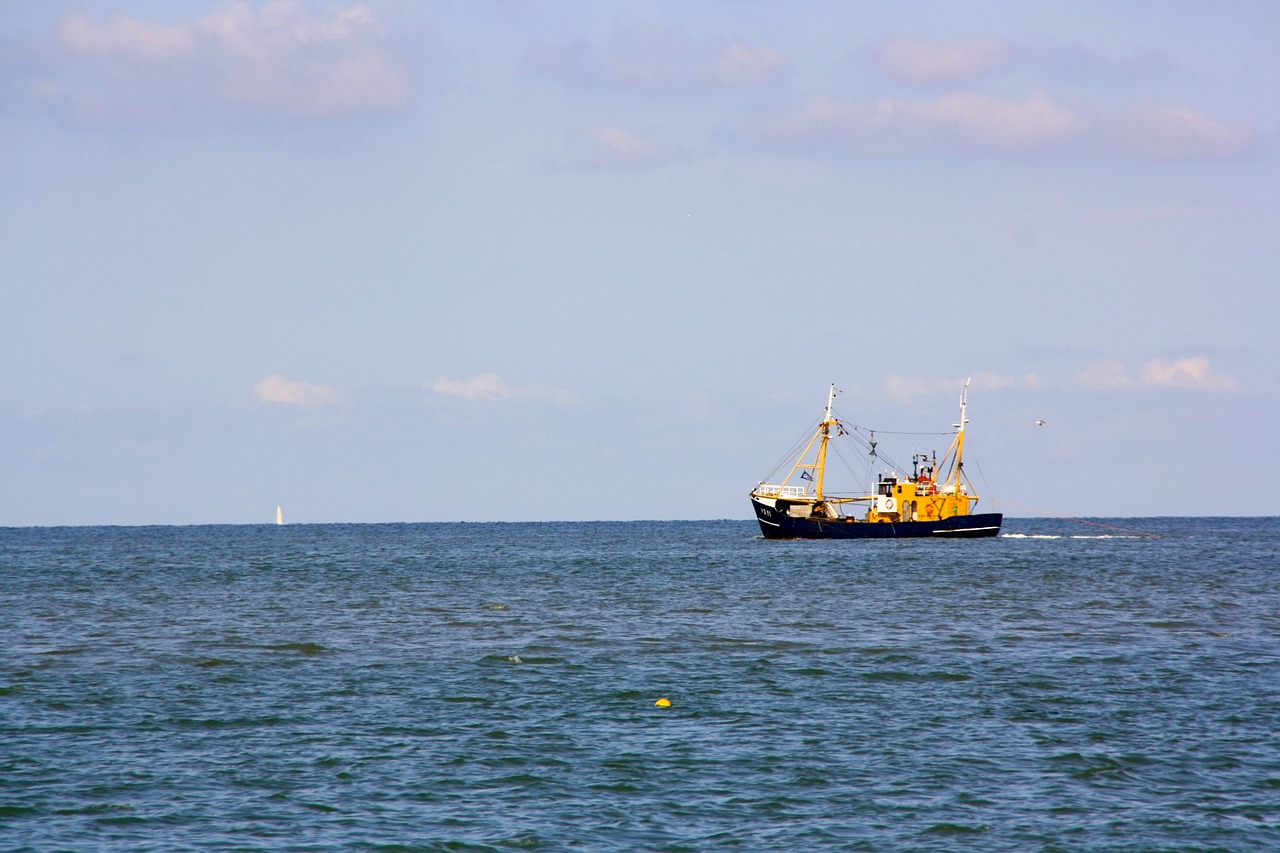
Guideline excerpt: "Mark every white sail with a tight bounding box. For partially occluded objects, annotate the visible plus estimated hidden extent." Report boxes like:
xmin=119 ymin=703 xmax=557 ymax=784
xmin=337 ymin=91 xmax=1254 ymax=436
xmin=276 ymin=505 xmax=283 ymax=525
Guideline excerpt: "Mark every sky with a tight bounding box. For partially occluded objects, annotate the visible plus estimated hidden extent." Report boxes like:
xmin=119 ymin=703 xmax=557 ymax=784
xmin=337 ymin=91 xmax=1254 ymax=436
xmin=2 ymin=0 xmax=1277 ymax=525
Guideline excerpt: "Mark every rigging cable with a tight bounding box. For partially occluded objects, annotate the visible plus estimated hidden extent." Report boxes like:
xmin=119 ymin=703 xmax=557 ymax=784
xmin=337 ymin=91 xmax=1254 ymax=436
xmin=969 ymin=444 xmax=992 ymax=508
xmin=756 ymin=417 xmax=824 ymax=485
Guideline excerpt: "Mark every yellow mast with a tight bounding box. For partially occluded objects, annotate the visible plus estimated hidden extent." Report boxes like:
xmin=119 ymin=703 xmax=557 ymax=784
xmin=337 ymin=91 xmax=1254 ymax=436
xmin=936 ymin=378 xmax=971 ymax=493
xmin=813 ymin=383 xmax=837 ymax=501
xmin=952 ymin=378 xmax=968 ymax=491
xmin=773 ymin=384 xmax=839 ymax=502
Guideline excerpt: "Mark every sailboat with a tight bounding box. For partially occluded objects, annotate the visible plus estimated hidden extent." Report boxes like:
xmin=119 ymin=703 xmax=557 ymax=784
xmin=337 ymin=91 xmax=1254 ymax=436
xmin=276 ymin=505 xmax=283 ymax=526
xmin=749 ymin=381 xmax=1002 ymax=539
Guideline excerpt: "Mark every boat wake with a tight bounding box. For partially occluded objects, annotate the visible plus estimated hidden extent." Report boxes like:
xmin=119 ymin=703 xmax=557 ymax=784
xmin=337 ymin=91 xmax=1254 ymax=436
xmin=1002 ymin=533 xmax=1144 ymax=540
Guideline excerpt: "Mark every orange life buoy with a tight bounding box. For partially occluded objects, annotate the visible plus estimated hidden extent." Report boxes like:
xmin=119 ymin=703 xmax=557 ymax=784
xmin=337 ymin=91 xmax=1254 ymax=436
xmin=925 ymin=504 xmax=936 ymax=517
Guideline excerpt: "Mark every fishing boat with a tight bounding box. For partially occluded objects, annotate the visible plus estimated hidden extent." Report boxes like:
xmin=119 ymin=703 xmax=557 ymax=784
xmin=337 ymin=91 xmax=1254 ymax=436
xmin=750 ymin=381 xmax=1002 ymax=539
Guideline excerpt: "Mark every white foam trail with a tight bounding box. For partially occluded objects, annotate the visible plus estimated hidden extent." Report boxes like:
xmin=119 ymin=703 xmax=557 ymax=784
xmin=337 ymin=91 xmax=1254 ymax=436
xmin=1001 ymin=533 xmax=1141 ymax=540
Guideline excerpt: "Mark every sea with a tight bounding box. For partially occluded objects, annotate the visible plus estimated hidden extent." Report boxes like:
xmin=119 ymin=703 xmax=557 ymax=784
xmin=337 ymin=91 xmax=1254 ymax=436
xmin=2 ymin=518 xmax=1278 ymax=852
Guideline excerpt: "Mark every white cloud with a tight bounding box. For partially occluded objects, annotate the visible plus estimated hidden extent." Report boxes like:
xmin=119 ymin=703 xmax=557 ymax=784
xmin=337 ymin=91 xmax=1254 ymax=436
xmin=872 ymin=36 xmax=1175 ymax=89
xmin=254 ymin=374 xmax=342 ymax=405
xmin=746 ymin=91 xmax=1087 ymax=156
xmin=33 ymin=1 xmax=407 ymax=125
xmin=594 ymin=126 xmax=657 ymax=159
xmin=876 ymin=37 xmax=1012 ymax=83
xmin=576 ymin=126 xmax=674 ymax=170
xmin=60 ymin=11 xmax=193 ymax=59
xmin=883 ymin=374 xmax=952 ymax=405
xmin=527 ymin=27 xmax=788 ymax=91
xmin=1139 ymin=357 xmax=1239 ymax=391
xmin=882 ymin=372 xmax=1033 ymax=405
xmin=738 ymin=88 xmax=1251 ymax=163
xmin=1073 ymin=359 xmax=1132 ymax=390
xmin=1106 ymin=103 xmax=1253 ymax=160
xmin=426 ymin=373 xmax=578 ymax=404
xmin=1074 ymin=357 xmax=1238 ymax=392
xmin=712 ymin=44 xmax=789 ymax=87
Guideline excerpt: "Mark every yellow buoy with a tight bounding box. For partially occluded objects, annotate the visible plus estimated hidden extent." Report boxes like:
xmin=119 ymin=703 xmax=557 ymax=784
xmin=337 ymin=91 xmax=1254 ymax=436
xmin=655 ymin=697 xmax=671 ymax=707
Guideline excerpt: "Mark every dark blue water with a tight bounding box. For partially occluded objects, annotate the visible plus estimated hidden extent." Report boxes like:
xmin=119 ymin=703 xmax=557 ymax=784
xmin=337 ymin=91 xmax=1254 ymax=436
xmin=3 ymin=519 xmax=1278 ymax=851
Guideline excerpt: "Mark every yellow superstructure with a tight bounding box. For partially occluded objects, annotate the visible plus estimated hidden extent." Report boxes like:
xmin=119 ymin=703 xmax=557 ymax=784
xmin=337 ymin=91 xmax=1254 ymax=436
xmin=866 ymin=471 xmax=975 ymax=523
xmin=865 ymin=403 xmax=974 ymax=523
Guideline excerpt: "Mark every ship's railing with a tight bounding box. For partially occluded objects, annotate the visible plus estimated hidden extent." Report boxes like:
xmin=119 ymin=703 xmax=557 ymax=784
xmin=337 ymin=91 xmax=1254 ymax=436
xmin=755 ymin=484 xmax=808 ymax=498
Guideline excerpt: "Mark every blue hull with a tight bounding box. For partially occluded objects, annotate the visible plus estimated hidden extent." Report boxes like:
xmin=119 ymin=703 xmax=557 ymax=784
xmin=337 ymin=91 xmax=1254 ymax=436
xmin=753 ymin=499 xmax=1002 ymax=539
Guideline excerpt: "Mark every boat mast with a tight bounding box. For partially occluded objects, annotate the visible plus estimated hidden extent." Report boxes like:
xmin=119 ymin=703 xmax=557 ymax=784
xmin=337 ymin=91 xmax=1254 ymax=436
xmin=950 ymin=378 xmax=970 ymax=490
xmin=813 ymin=384 xmax=837 ymax=500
